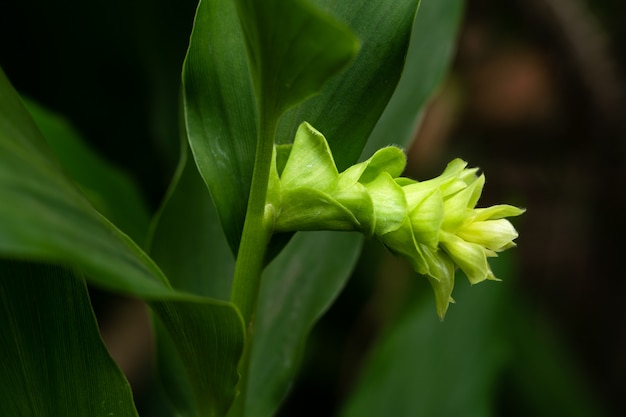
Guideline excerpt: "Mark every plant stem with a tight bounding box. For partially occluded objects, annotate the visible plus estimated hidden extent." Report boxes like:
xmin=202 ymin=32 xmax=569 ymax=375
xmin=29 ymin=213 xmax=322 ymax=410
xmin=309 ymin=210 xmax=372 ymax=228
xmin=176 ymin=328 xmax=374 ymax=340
xmin=230 ymin=113 xmax=275 ymax=324
xmin=229 ymin=109 xmax=277 ymax=417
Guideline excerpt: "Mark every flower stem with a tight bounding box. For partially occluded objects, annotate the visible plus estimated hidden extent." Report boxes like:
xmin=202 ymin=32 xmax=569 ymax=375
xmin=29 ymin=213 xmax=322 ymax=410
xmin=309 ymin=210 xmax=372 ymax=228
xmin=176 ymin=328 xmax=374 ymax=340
xmin=229 ymin=109 xmax=277 ymax=417
xmin=231 ymin=113 xmax=275 ymax=323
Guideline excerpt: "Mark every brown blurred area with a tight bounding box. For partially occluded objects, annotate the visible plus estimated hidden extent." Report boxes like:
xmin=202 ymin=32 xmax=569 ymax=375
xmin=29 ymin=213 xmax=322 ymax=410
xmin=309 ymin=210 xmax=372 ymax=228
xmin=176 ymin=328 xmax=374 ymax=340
xmin=409 ymin=0 xmax=626 ymax=411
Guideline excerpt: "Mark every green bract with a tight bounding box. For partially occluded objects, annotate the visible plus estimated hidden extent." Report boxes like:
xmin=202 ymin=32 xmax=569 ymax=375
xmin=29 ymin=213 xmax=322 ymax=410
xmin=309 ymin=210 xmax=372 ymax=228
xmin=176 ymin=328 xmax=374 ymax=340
xmin=267 ymin=122 xmax=525 ymax=318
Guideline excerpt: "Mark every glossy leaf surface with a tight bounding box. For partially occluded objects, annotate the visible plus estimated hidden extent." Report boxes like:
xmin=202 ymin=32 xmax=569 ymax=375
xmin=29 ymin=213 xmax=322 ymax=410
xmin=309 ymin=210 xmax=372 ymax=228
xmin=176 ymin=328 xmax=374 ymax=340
xmin=364 ymin=0 xmax=465 ymax=155
xmin=183 ymin=0 xmax=257 ymax=254
xmin=0 ymin=260 xmax=138 ymax=417
xmin=276 ymin=0 xmax=422 ymax=169
xmin=184 ymin=0 xmax=420 ymax=254
xmin=0 ymin=67 xmax=245 ymax=416
xmin=234 ymin=0 xmax=358 ymax=118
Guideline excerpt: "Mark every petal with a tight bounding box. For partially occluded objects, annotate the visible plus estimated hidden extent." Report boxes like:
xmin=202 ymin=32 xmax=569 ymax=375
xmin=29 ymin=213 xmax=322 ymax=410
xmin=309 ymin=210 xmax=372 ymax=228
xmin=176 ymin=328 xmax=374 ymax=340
xmin=338 ymin=160 xmax=369 ymax=188
xmin=280 ymin=122 xmax=338 ymax=191
xmin=421 ymin=248 xmax=455 ymax=319
xmin=274 ymin=187 xmax=359 ymax=232
xmin=439 ymin=231 xmax=491 ymax=284
xmin=334 ymin=182 xmax=376 ymax=236
xmin=441 ymin=174 xmax=484 ymax=231
xmin=408 ymin=188 xmax=444 ymax=248
xmin=456 ymin=219 xmax=519 ymax=251
xmin=471 ymin=205 xmax=526 ymax=221
xmin=358 ymin=146 xmax=407 ymax=183
xmin=380 ymin=217 xmax=428 ymax=276
xmin=362 ymin=172 xmax=406 ymax=235
xmin=465 ymin=174 xmax=485 ymax=209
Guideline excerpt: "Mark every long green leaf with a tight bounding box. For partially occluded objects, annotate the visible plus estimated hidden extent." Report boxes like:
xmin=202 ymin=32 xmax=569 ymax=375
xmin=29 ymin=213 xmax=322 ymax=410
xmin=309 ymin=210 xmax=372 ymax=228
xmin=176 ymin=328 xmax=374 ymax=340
xmin=0 ymin=260 xmax=139 ymax=417
xmin=148 ymin=139 xmax=234 ymax=301
xmin=24 ymin=99 xmax=152 ymax=245
xmin=0 ymin=67 xmax=245 ymax=416
xmin=151 ymin=300 xmax=245 ymax=417
xmin=234 ymin=0 xmax=359 ymax=119
xmin=340 ymin=257 xmax=610 ymax=417
xmin=0 ymin=68 xmax=169 ymax=297
xmin=340 ymin=279 xmax=508 ymax=417
xmin=148 ymin=130 xmax=238 ymax=416
xmin=364 ymin=0 xmax=466 ymax=155
xmin=182 ymin=0 xmax=257 ymax=255
xmin=247 ymin=231 xmax=363 ymax=417
xmin=276 ymin=0 xmax=422 ymax=169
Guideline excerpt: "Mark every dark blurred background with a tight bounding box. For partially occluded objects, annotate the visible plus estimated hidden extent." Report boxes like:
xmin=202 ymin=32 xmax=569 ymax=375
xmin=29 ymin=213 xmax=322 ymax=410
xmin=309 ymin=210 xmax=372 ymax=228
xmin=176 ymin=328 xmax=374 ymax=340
xmin=1 ymin=0 xmax=624 ymax=415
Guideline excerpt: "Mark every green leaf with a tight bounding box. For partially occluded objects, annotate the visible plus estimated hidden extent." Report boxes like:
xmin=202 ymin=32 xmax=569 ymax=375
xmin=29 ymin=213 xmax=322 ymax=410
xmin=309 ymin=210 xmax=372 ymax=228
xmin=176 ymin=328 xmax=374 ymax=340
xmin=364 ymin=0 xmax=466 ymax=155
xmin=148 ymin=139 xmax=234 ymax=301
xmin=501 ymin=297 xmax=610 ymax=417
xmin=340 ymin=279 xmax=508 ymax=417
xmin=24 ymin=99 xmax=152 ymax=245
xmin=0 ymin=68 xmax=168 ymax=297
xmin=183 ymin=0 xmax=359 ymax=256
xmin=277 ymin=0 xmax=423 ymax=169
xmin=234 ymin=0 xmax=359 ymax=119
xmin=182 ymin=0 xmax=257 ymax=255
xmin=341 ymin=254 xmax=611 ymax=417
xmin=148 ymin=133 xmax=241 ymax=416
xmin=184 ymin=0 xmax=419 ymax=254
xmin=151 ymin=300 xmax=245 ymax=417
xmin=247 ymin=231 xmax=364 ymax=417
xmin=0 ymin=67 xmax=245 ymax=416
xmin=0 ymin=259 xmax=139 ymax=417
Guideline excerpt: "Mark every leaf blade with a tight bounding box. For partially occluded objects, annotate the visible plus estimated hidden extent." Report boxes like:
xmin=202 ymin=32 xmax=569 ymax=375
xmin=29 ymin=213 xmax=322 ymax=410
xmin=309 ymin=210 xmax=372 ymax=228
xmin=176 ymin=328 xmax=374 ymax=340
xmin=182 ymin=0 xmax=257 ymax=255
xmin=364 ymin=0 xmax=466 ymax=154
xmin=0 ymin=67 xmax=245 ymax=417
xmin=24 ymin=99 xmax=152 ymax=245
xmin=0 ymin=260 xmax=139 ymax=417
xmin=234 ymin=0 xmax=359 ymax=118
xmin=247 ymin=231 xmax=364 ymax=417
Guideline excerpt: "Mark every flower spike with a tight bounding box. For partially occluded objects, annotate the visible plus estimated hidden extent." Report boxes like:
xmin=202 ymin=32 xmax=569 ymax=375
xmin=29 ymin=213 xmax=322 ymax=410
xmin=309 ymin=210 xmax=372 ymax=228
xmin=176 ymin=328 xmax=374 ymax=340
xmin=266 ymin=122 xmax=524 ymax=318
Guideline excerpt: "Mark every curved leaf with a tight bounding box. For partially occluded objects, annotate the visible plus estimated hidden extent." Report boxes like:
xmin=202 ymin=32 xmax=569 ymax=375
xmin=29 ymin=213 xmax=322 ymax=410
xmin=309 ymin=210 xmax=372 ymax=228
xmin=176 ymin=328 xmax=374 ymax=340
xmin=364 ymin=0 xmax=466 ymax=154
xmin=183 ymin=0 xmax=358 ymax=256
xmin=234 ymin=0 xmax=359 ymax=119
xmin=247 ymin=231 xmax=364 ymax=417
xmin=0 ymin=67 xmax=245 ymax=416
xmin=276 ymin=0 xmax=423 ymax=169
xmin=0 ymin=69 xmax=169 ymax=297
xmin=24 ymin=99 xmax=152 ymax=245
xmin=0 ymin=260 xmax=139 ymax=417
xmin=148 ymin=139 xmax=234 ymax=300
xmin=152 ymin=300 xmax=244 ymax=417
xmin=182 ymin=0 xmax=257 ymax=255
xmin=339 ymin=280 xmax=508 ymax=417
xmin=340 ymin=255 xmax=610 ymax=417
xmin=148 ymin=130 xmax=239 ymax=416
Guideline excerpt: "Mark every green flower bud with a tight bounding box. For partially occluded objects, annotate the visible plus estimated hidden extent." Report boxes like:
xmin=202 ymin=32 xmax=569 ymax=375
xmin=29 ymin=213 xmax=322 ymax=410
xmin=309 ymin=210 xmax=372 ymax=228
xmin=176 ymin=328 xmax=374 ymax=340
xmin=266 ymin=122 xmax=524 ymax=318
